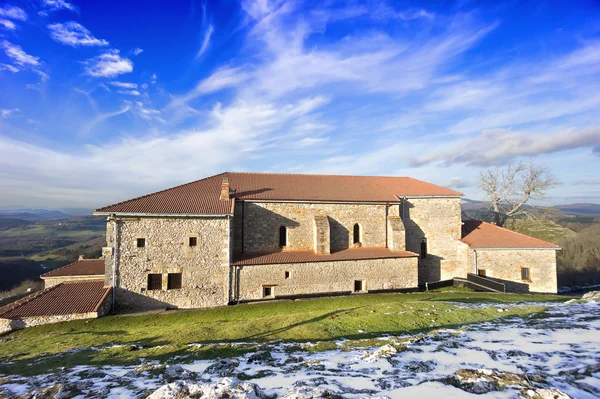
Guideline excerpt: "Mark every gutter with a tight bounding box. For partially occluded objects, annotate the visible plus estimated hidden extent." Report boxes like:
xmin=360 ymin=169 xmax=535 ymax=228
xmin=227 ymin=215 xmax=233 ymax=304
xmin=93 ymin=212 xmax=233 ymax=217
xmin=469 ymin=247 xmax=561 ymax=250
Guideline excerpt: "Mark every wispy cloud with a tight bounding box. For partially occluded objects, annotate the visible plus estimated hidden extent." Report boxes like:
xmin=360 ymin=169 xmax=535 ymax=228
xmin=410 ymin=126 xmax=600 ymax=167
xmin=0 ymin=63 xmax=19 ymax=73
xmin=117 ymin=90 xmax=140 ymax=96
xmin=2 ymin=41 xmax=40 ymax=66
xmin=83 ymin=49 xmax=133 ymax=77
xmin=39 ymin=0 xmax=78 ymax=15
xmin=133 ymin=48 xmax=143 ymax=56
xmin=0 ymin=108 xmax=19 ymax=118
xmin=0 ymin=5 xmax=26 ymax=21
xmin=0 ymin=19 xmax=16 ymax=30
xmin=196 ymin=24 xmax=214 ymax=59
xmin=109 ymin=81 xmax=137 ymax=89
xmin=48 ymin=22 xmax=109 ymax=47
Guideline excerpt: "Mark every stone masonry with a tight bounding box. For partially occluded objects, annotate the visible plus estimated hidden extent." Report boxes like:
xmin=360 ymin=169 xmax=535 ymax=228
xmin=467 ymin=248 xmax=558 ymax=293
xmin=104 ymin=216 xmax=231 ymax=310
xmin=235 ymin=257 xmax=418 ymax=301
xmin=402 ymin=197 xmax=467 ymax=284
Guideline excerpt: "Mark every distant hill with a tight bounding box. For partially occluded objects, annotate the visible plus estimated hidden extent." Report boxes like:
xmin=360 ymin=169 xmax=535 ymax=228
xmin=0 ymin=208 xmax=71 ymax=220
xmin=556 ymin=203 xmax=600 ymax=216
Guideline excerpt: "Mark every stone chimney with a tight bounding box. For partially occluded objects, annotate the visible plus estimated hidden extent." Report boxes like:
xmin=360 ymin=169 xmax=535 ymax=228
xmin=78 ymin=255 xmax=85 ymax=261
xmin=220 ymin=177 xmax=231 ymax=200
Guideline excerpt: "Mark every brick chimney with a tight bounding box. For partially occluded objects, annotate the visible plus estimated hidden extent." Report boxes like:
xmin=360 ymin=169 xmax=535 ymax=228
xmin=220 ymin=177 xmax=231 ymax=200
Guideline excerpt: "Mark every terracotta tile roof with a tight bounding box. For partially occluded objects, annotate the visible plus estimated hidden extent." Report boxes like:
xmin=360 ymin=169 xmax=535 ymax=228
xmin=41 ymin=259 xmax=105 ymax=279
xmin=94 ymin=172 xmax=462 ymax=215
xmin=460 ymin=220 xmax=560 ymax=249
xmin=232 ymin=247 xmax=418 ymax=266
xmin=0 ymin=280 xmax=110 ymax=319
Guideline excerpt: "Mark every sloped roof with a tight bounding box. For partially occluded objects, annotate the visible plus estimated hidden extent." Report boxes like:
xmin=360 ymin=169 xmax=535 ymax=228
xmin=232 ymin=247 xmax=418 ymax=266
xmin=0 ymin=280 xmax=110 ymax=319
xmin=461 ymin=220 xmax=560 ymax=249
xmin=94 ymin=172 xmax=462 ymax=215
xmin=41 ymin=259 xmax=105 ymax=279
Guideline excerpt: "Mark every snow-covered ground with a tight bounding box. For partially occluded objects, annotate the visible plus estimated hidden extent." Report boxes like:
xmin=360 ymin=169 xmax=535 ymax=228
xmin=1 ymin=299 xmax=599 ymax=398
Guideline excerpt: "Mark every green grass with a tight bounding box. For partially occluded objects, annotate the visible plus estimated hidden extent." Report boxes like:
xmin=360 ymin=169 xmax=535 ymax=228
xmin=0 ymin=292 xmax=565 ymax=375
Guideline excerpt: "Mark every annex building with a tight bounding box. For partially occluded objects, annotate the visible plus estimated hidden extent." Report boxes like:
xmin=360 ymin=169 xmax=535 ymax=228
xmin=0 ymin=172 xmax=560 ymax=331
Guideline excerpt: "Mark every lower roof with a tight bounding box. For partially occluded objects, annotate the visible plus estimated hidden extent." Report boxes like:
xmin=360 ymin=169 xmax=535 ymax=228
xmin=232 ymin=247 xmax=418 ymax=266
xmin=460 ymin=220 xmax=560 ymax=249
xmin=41 ymin=259 xmax=105 ymax=279
xmin=0 ymin=280 xmax=110 ymax=319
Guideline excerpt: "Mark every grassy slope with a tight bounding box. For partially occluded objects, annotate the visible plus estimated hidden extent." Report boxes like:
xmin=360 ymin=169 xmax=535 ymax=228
xmin=503 ymin=219 xmax=575 ymax=244
xmin=0 ymin=291 xmax=564 ymax=375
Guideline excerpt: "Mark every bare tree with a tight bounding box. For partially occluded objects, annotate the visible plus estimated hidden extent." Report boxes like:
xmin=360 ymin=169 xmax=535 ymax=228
xmin=478 ymin=162 xmax=560 ymax=227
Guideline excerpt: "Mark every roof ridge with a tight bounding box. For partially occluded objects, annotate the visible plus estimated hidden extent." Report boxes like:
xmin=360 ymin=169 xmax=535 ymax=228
xmin=94 ymin=172 xmax=228 ymax=212
xmin=0 ymin=284 xmax=61 ymax=318
xmin=228 ymin=171 xmax=412 ymax=179
xmin=40 ymin=258 xmax=103 ymax=278
xmin=478 ymin=220 xmax=560 ymax=248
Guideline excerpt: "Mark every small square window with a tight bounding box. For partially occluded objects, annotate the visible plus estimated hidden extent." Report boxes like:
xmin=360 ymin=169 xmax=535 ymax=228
xmin=354 ymin=280 xmax=365 ymax=292
xmin=285 ymin=271 xmax=290 ymax=279
xmin=478 ymin=269 xmax=487 ymax=277
xmin=189 ymin=237 xmax=197 ymax=247
xmin=263 ymin=286 xmax=273 ymax=298
xmin=168 ymin=273 xmax=182 ymax=289
xmin=521 ymin=267 xmax=531 ymax=281
xmin=147 ymin=273 xmax=162 ymax=290
xmin=137 ymin=238 xmax=146 ymax=248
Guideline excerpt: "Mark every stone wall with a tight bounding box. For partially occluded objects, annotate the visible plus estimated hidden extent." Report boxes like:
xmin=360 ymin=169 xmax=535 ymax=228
xmin=104 ymin=216 xmax=230 ymax=310
xmin=235 ymin=202 xmax=400 ymax=253
xmin=235 ymin=257 xmax=418 ymax=301
xmin=43 ymin=275 xmax=105 ymax=289
xmin=0 ymin=312 xmax=100 ymax=334
xmin=402 ymin=197 xmax=466 ymax=284
xmin=467 ymin=248 xmax=558 ymax=293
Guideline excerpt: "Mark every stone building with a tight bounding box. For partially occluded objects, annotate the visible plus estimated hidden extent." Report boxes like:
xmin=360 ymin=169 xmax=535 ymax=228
xmin=91 ymin=172 xmax=560 ymax=311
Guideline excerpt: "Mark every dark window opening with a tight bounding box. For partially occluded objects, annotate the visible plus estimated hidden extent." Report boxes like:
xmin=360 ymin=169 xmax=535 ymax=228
xmin=279 ymin=226 xmax=287 ymax=247
xmin=521 ymin=268 xmax=531 ymax=281
xmin=353 ymin=223 xmax=361 ymax=244
xmin=354 ymin=280 xmax=365 ymax=292
xmin=263 ymin=286 xmax=273 ymax=297
xmin=137 ymin=238 xmax=146 ymax=248
xmin=478 ymin=269 xmax=487 ymax=277
xmin=285 ymin=271 xmax=290 ymax=279
xmin=189 ymin=237 xmax=197 ymax=247
xmin=147 ymin=274 xmax=162 ymax=290
xmin=420 ymin=238 xmax=427 ymax=259
xmin=168 ymin=273 xmax=182 ymax=289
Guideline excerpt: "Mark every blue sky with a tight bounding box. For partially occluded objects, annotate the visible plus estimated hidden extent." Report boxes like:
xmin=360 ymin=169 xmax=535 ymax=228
xmin=0 ymin=0 xmax=599 ymax=209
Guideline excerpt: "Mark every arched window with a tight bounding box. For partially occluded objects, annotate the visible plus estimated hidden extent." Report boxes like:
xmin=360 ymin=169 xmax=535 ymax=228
xmin=353 ymin=223 xmax=361 ymax=244
xmin=420 ymin=238 xmax=428 ymax=259
xmin=279 ymin=226 xmax=287 ymax=247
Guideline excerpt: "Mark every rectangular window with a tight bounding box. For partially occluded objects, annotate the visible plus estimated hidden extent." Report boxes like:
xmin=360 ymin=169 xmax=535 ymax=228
xmin=189 ymin=237 xmax=197 ymax=247
xmin=168 ymin=273 xmax=182 ymax=289
xmin=263 ymin=286 xmax=273 ymax=298
xmin=521 ymin=267 xmax=531 ymax=281
xmin=137 ymin=238 xmax=146 ymax=248
xmin=420 ymin=239 xmax=427 ymax=259
xmin=147 ymin=274 xmax=162 ymax=290
xmin=285 ymin=271 xmax=290 ymax=279
xmin=478 ymin=269 xmax=487 ymax=277
xmin=354 ymin=280 xmax=365 ymax=292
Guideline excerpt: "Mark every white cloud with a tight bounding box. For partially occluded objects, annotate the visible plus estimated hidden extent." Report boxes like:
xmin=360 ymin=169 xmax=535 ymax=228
xmin=0 ymin=19 xmax=16 ymax=30
xmin=83 ymin=49 xmax=133 ymax=78
xmin=40 ymin=0 xmax=77 ymax=14
xmin=0 ymin=5 xmax=26 ymax=20
xmin=133 ymin=48 xmax=143 ymax=56
xmin=0 ymin=108 xmax=19 ymax=118
xmin=0 ymin=63 xmax=19 ymax=73
xmin=117 ymin=90 xmax=140 ymax=96
xmin=196 ymin=24 xmax=214 ymax=59
xmin=48 ymin=22 xmax=109 ymax=47
xmin=2 ymin=41 xmax=40 ymax=66
xmin=410 ymin=126 xmax=600 ymax=167
xmin=109 ymin=81 xmax=137 ymax=89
